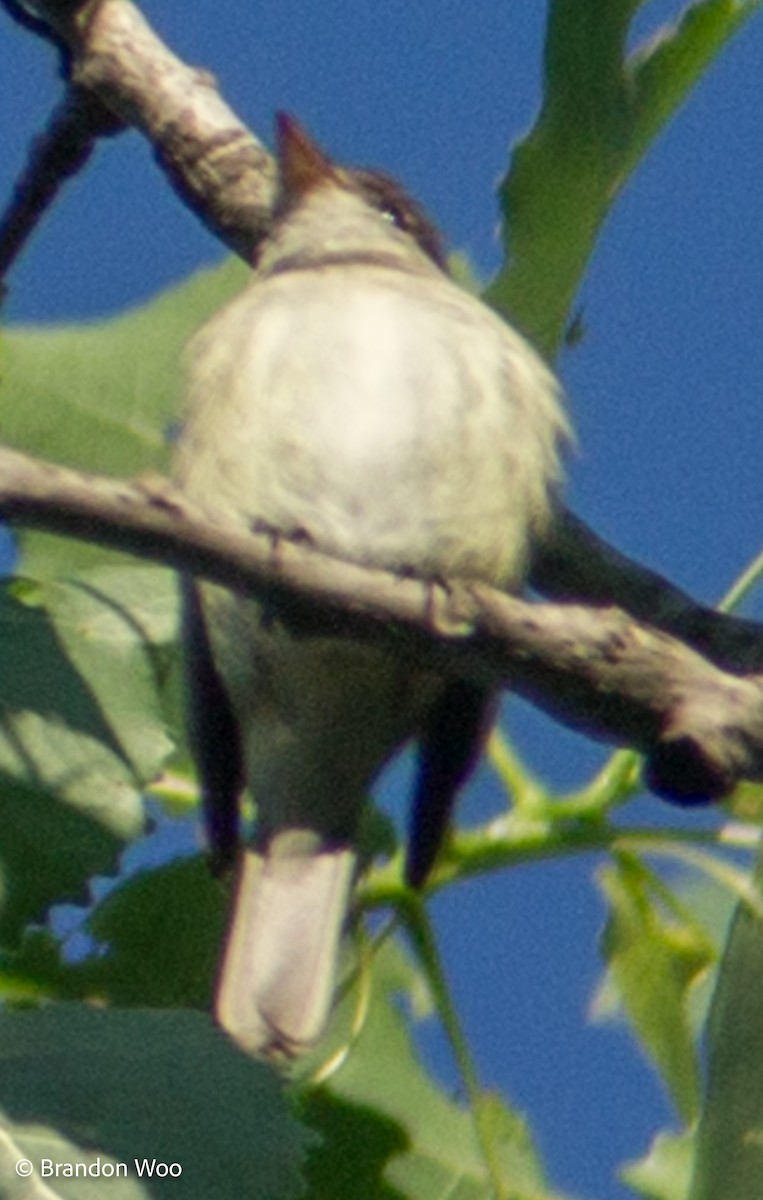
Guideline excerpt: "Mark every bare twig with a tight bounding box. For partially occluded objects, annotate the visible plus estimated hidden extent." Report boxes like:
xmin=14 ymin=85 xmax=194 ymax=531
xmin=536 ymin=509 xmax=763 ymax=674
xmin=0 ymin=84 xmax=123 ymax=294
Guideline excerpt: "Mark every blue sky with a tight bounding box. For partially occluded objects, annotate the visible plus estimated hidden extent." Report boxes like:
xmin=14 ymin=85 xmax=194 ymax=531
xmin=1 ymin=4 xmax=762 ymax=1197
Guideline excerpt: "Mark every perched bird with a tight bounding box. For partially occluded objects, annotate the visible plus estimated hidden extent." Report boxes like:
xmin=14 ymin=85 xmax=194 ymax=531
xmin=173 ymin=113 xmax=569 ymax=1058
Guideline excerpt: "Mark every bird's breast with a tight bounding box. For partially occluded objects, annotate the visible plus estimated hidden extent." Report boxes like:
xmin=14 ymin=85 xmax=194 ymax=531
xmin=176 ymin=267 xmax=565 ymax=588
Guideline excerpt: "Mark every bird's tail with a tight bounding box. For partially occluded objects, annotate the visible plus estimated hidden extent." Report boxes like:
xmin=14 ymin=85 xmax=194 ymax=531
xmin=215 ymin=834 xmax=356 ymax=1058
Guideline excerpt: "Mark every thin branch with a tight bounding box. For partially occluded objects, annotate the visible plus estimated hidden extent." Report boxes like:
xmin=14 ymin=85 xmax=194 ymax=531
xmin=535 ymin=509 xmax=763 ymax=673
xmin=0 ymin=0 xmax=69 ymax=57
xmin=0 ymin=444 xmax=761 ymax=801
xmin=0 ymin=84 xmax=123 ymax=295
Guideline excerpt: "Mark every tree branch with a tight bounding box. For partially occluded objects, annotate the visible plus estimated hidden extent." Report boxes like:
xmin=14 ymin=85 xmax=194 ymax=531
xmin=0 ymin=0 xmax=275 ymax=282
xmin=0 ymin=83 xmax=123 ymax=297
xmin=53 ymin=0 xmax=275 ymax=258
xmin=537 ymin=509 xmax=763 ymax=674
xmin=0 ymin=444 xmax=761 ymax=802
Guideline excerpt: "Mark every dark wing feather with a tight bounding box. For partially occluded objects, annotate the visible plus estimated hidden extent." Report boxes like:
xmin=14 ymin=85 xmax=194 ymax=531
xmin=406 ymin=681 xmax=495 ymax=888
xmin=182 ymin=579 xmax=245 ymax=872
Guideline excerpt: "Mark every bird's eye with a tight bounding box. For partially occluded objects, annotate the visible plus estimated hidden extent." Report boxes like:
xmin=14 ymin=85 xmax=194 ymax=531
xmin=351 ymin=168 xmax=449 ymax=271
xmin=379 ymin=203 xmax=405 ymax=230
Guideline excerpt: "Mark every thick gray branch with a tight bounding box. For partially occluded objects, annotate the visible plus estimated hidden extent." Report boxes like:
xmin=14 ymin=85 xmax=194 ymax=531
xmin=68 ymin=0 xmax=276 ymax=257
xmin=0 ymin=444 xmax=761 ymax=801
xmin=7 ymin=0 xmax=276 ymax=261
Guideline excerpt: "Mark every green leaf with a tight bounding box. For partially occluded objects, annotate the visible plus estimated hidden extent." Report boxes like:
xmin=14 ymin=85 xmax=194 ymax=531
xmin=628 ymin=1 xmax=755 ymax=164
xmin=0 ymin=1005 xmax=309 ymax=1200
xmin=297 ymin=941 xmax=571 ymax=1200
xmin=85 ymin=857 xmax=227 ymax=1008
xmin=689 ymin=846 xmax=763 ymax=1200
xmin=1 ymin=258 xmax=248 ymax=578
xmin=596 ymin=856 xmax=713 ymax=1122
xmin=0 ymin=856 xmax=225 ymax=1008
xmin=0 ymin=598 xmax=136 ymax=938
xmin=485 ymin=0 xmax=761 ymax=357
xmin=0 ymin=858 xmax=226 ymax=1009
xmin=0 ymin=927 xmax=94 ymax=1004
xmin=42 ymin=567 xmax=179 ymax=780
xmin=0 ymin=579 xmax=148 ymax=829
xmin=0 ymin=564 xmax=182 ymax=943
xmin=0 ymin=1116 xmax=153 ymax=1199
xmin=621 ymin=1127 xmax=695 ymax=1200
xmin=726 ymin=779 xmax=763 ymax=824
xmin=0 ymin=776 xmax=124 ymax=950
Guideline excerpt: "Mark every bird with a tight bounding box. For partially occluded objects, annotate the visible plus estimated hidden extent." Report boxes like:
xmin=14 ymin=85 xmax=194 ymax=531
xmin=172 ymin=112 xmax=569 ymax=1059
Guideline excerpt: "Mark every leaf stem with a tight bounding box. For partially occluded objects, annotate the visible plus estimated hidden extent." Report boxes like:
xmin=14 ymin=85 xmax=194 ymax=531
xmin=718 ymin=545 xmax=763 ymax=613
xmin=399 ymin=892 xmax=510 ymax=1200
xmin=360 ymin=819 xmax=760 ymax=908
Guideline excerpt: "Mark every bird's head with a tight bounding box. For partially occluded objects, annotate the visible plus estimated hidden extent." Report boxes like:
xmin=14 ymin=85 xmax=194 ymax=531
xmin=263 ymin=112 xmax=448 ymax=273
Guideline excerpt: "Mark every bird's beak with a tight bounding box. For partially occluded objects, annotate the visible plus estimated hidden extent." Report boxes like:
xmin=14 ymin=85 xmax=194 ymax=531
xmin=275 ymin=112 xmax=337 ymax=200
